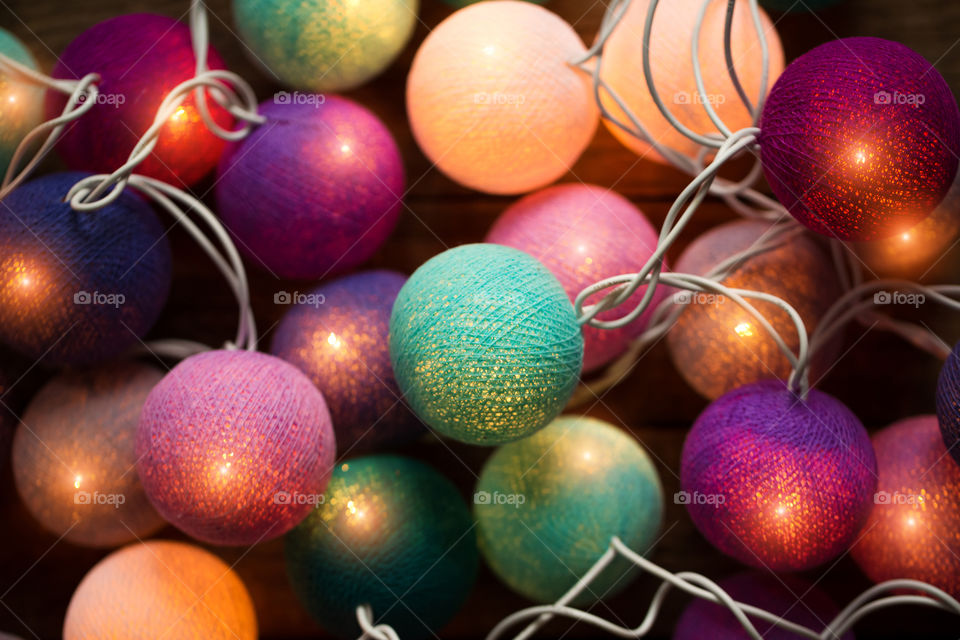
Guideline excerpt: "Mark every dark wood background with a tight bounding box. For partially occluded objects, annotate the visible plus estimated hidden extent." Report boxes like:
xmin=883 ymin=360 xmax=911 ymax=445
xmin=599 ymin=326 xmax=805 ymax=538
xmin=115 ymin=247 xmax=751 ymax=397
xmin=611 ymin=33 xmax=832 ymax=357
xmin=2 ymin=0 xmax=960 ymax=638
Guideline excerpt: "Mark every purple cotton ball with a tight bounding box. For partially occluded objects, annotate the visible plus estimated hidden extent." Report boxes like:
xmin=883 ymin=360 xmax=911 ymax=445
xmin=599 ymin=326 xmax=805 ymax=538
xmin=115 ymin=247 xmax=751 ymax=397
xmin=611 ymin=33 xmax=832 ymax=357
xmin=760 ymin=37 xmax=960 ymax=241
xmin=935 ymin=341 xmax=960 ymax=466
xmin=681 ymin=380 xmax=876 ymax=571
xmin=136 ymin=350 xmax=336 ymax=546
xmin=215 ymin=96 xmax=405 ymax=280
xmin=270 ymin=270 xmax=423 ymax=452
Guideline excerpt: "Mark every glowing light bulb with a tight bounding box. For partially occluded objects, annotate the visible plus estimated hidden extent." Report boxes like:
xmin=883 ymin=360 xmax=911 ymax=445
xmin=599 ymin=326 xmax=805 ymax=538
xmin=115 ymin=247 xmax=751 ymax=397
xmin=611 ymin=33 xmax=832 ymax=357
xmin=734 ymin=322 xmax=754 ymax=338
xmin=482 ymin=44 xmax=496 ymax=56
xmin=74 ymin=475 xmax=82 ymax=489
xmin=854 ymin=150 xmax=867 ymax=165
xmin=171 ymin=106 xmax=186 ymax=121
xmin=902 ymin=232 xmax=911 ymax=242
xmin=340 ymin=143 xmax=350 ymax=154
xmin=327 ymin=332 xmax=341 ymax=348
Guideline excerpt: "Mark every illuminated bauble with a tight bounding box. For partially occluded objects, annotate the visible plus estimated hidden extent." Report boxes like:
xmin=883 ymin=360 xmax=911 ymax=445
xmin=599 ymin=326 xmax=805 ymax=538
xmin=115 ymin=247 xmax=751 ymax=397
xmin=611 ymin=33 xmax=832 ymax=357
xmin=407 ymin=1 xmax=598 ymax=195
xmin=666 ymin=219 xmax=840 ymax=400
xmin=64 ymin=540 xmax=257 ymax=639
xmin=233 ymin=0 xmax=418 ymax=92
xmin=0 ymin=29 xmax=43 ymax=179
xmin=390 ymin=243 xmax=583 ymax=445
xmin=674 ymin=572 xmax=851 ymax=640
xmin=681 ymin=380 xmax=876 ymax=571
xmin=851 ymin=416 xmax=960 ymax=599
xmin=600 ymin=0 xmax=783 ymax=163
xmin=0 ymin=172 xmax=171 ymax=366
xmin=47 ymin=14 xmax=233 ymax=186
xmin=935 ymin=342 xmax=960 ymax=466
xmin=13 ymin=362 xmax=166 ymax=548
xmin=216 ymin=96 xmax=404 ymax=280
xmin=475 ymin=415 xmax=662 ymax=604
xmin=760 ymin=37 xmax=960 ymax=240
xmin=271 ymin=270 xmax=422 ymax=451
xmin=486 ymin=184 xmax=668 ymax=372
xmin=136 ymin=350 xmax=336 ymax=546
xmin=285 ymin=455 xmax=478 ymax=640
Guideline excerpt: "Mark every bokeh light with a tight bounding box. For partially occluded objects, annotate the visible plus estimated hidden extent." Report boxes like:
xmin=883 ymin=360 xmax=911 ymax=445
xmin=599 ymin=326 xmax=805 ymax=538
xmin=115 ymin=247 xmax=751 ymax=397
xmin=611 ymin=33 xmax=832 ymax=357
xmin=0 ymin=28 xmax=43 ymax=180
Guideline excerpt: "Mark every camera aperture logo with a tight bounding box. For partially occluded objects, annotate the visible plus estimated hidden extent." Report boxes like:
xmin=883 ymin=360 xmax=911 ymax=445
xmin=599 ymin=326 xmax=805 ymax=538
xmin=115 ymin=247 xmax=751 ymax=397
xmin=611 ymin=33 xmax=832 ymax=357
xmin=274 ymin=91 xmax=326 ymax=107
xmin=74 ymin=290 xmax=126 ymax=308
xmin=474 ymin=490 xmax=526 ymax=508
xmin=873 ymin=290 xmax=925 ymax=308
xmin=274 ymin=491 xmax=325 ymax=507
xmin=674 ymin=490 xmax=725 ymax=506
xmin=74 ymin=491 xmax=126 ymax=509
xmin=274 ymin=291 xmax=326 ymax=308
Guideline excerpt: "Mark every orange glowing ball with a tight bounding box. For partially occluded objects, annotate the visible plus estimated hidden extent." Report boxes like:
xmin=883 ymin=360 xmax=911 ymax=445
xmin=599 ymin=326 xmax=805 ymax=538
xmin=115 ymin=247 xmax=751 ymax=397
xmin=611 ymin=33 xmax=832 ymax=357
xmin=599 ymin=0 xmax=783 ymax=162
xmin=64 ymin=540 xmax=257 ymax=639
xmin=407 ymin=0 xmax=598 ymax=195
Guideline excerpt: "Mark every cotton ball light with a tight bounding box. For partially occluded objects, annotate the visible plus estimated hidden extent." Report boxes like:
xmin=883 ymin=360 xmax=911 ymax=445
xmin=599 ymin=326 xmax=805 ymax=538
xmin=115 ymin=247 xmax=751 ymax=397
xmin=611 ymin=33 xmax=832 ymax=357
xmin=935 ymin=342 xmax=960 ymax=467
xmin=285 ymin=455 xmax=478 ymax=640
xmin=599 ymin=0 xmax=783 ymax=163
xmin=47 ymin=14 xmax=233 ymax=187
xmin=233 ymin=0 xmax=418 ymax=91
xmin=12 ymin=362 xmax=166 ymax=548
xmin=760 ymin=37 xmax=960 ymax=240
xmin=407 ymin=1 xmax=598 ymax=195
xmin=270 ymin=270 xmax=422 ymax=452
xmin=0 ymin=29 xmax=44 ymax=179
xmin=851 ymin=416 xmax=960 ymax=599
xmin=486 ymin=183 xmax=668 ymax=372
xmin=475 ymin=415 xmax=663 ymax=604
xmin=390 ymin=243 xmax=583 ymax=445
xmin=136 ymin=350 xmax=336 ymax=546
xmin=0 ymin=172 xmax=172 ymax=366
xmin=216 ymin=96 xmax=404 ymax=279
xmin=681 ymin=380 xmax=876 ymax=571
xmin=64 ymin=540 xmax=257 ymax=639
xmin=667 ymin=219 xmax=840 ymax=400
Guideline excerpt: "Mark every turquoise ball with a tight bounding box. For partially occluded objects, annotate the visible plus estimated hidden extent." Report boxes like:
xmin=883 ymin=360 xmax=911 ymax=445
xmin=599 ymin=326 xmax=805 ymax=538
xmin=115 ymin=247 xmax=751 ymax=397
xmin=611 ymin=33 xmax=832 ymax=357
xmin=475 ymin=415 xmax=663 ymax=604
xmin=285 ymin=455 xmax=478 ymax=640
xmin=0 ymin=29 xmax=43 ymax=178
xmin=389 ymin=243 xmax=583 ymax=446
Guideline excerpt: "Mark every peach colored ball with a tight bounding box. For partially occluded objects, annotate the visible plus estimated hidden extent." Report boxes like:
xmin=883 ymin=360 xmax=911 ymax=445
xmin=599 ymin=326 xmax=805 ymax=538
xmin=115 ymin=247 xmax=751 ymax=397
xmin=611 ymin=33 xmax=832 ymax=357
xmin=600 ymin=0 xmax=783 ymax=162
xmin=64 ymin=541 xmax=257 ymax=639
xmin=407 ymin=1 xmax=598 ymax=195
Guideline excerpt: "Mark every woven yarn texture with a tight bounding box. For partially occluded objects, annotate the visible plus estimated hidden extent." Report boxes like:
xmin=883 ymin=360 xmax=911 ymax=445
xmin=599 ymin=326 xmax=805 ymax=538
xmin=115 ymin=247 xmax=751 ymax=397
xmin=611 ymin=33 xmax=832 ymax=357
xmin=285 ymin=455 xmax=478 ymax=640
xmin=216 ymin=96 xmax=404 ymax=280
xmin=136 ymin=350 xmax=336 ymax=546
xmin=759 ymin=37 xmax=960 ymax=240
xmin=936 ymin=342 xmax=960 ymax=466
xmin=271 ymin=270 xmax=422 ymax=452
xmin=389 ymin=243 xmax=584 ymax=445
xmin=474 ymin=415 xmax=663 ymax=605
xmin=0 ymin=172 xmax=171 ymax=366
xmin=681 ymin=380 xmax=877 ymax=571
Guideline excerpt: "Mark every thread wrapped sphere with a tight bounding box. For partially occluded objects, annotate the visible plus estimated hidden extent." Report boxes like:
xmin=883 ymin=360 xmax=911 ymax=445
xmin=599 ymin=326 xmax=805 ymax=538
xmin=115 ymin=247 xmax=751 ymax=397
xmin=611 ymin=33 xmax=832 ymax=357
xmin=600 ymin=0 xmax=783 ymax=163
xmin=12 ymin=361 xmax=166 ymax=548
xmin=136 ymin=350 xmax=336 ymax=546
xmin=475 ymin=415 xmax=663 ymax=604
xmin=64 ymin=540 xmax=257 ymax=639
xmin=271 ymin=270 xmax=422 ymax=452
xmin=216 ymin=96 xmax=404 ymax=280
xmin=0 ymin=29 xmax=43 ymax=179
xmin=390 ymin=243 xmax=583 ymax=445
xmin=673 ymin=572 xmax=851 ymax=640
xmin=407 ymin=1 xmax=598 ymax=195
xmin=681 ymin=380 xmax=877 ymax=571
xmin=46 ymin=14 xmax=233 ymax=187
xmin=935 ymin=342 xmax=960 ymax=469
xmin=759 ymin=37 xmax=960 ymax=240
xmin=285 ymin=455 xmax=478 ymax=640
xmin=0 ymin=172 xmax=172 ymax=366
xmin=851 ymin=416 xmax=960 ymax=599
xmin=486 ymin=184 xmax=668 ymax=372
xmin=233 ymin=0 xmax=418 ymax=92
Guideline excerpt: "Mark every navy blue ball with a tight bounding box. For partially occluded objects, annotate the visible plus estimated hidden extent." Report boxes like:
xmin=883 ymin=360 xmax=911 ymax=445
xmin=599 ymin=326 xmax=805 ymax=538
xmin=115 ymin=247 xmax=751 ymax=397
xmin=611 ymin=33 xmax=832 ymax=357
xmin=936 ymin=342 xmax=960 ymax=467
xmin=0 ymin=172 xmax=171 ymax=365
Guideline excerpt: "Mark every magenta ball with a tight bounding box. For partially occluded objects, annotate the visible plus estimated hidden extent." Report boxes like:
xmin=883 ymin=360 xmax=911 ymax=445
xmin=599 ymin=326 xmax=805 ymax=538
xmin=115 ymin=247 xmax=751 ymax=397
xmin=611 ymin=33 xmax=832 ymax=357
xmin=485 ymin=184 xmax=666 ymax=372
xmin=681 ymin=380 xmax=876 ymax=571
xmin=760 ymin=37 xmax=960 ymax=240
xmin=270 ymin=270 xmax=423 ymax=452
xmin=136 ymin=350 xmax=336 ymax=546
xmin=216 ymin=96 xmax=405 ymax=280
xmin=47 ymin=14 xmax=233 ymax=187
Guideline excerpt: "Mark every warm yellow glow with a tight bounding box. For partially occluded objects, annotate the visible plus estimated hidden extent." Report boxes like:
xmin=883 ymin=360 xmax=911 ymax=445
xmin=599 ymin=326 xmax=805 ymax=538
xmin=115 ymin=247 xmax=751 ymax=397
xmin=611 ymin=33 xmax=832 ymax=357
xmin=906 ymin=516 xmax=917 ymax=527
xmin=582 ymin=450 xmax=592 ymax=461
xmin=327 ymin=332 xmax=342 ymax=348
xmin=7 ymin=94 xmax=15 ymax=104
xmin=734 ymin=322 xmax=755 ymax=338
xmin=776 ymin=505 xmax=787 ymax=517
xmin=482 ymin=44 xmax=496 ymax=56
xmin=855 ymin=150 xmax=867 ymax=165
xmin=340 ymin=143 xmax=351 ymax=154
xmin=74 ymin=475 xmax=82 ymax=490
xmin=347 ymin=500 xmax=357 ymax=514
xmin=341 ymin=463 xmax=350 ymax=472
xmin=18 ymin=275 xmax=31 ymax=288
xmin=902 ymin=232 xmax=911 ymax=242
xmin=171 ymin=107 xmax=186 ymax=121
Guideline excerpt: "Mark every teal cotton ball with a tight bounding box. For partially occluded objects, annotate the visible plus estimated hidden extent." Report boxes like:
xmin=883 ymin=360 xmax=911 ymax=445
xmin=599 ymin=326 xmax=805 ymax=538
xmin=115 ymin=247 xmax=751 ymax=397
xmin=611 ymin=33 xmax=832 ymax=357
xmin=389 ymin=243 xmax=583 ymax=446
xmin=285 ymin=455 xmax=478 ymax=640
xmin=0 ymin=29 xmax=43 ymax=178
xmin=474 ymin=415 xmax=663 ymax=604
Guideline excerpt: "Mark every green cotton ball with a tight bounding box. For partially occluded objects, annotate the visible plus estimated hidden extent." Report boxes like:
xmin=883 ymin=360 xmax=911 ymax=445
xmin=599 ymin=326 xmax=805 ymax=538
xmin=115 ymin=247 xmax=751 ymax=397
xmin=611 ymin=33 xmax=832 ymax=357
xmin=390 ymin=243 xmax=584 ymax=446
xmin=0 ymin=28 xmax=43 ymax=179
xmin=475 ymin=415 xmax=664 ymax=604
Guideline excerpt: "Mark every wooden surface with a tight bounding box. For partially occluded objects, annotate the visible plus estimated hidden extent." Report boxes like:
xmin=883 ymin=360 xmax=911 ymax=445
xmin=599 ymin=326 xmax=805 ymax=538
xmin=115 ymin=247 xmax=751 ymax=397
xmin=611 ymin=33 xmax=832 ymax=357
xmin=2 ymin=0 xmax=960 ymax=638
